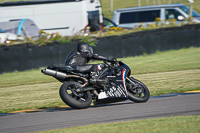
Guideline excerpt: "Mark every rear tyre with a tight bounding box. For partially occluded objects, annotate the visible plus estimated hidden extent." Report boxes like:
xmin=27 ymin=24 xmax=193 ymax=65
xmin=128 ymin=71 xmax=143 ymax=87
xmin=126 ymin=77 xmax=150 ymax=103
xmin=59 ymin=81 xmax=92 ymax=109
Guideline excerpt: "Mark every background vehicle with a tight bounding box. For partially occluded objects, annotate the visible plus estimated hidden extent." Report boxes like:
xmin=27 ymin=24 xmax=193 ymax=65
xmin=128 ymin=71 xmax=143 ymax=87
xmin=102 ymin=17 xmax=118 ymax=31
xmin=103 ymin=17 xmax=117 ymax=28
xmin=41 ymin=60 xmax=150 ymax=109
xmin=0 ymin=0 xmax=103 ymax=36
xmin=112 ymin=4 xmax=200 ymax=28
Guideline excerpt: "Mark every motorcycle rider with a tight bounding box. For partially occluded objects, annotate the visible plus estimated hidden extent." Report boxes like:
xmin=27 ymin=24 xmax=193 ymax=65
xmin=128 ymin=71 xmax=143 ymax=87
xmin=65 ymin=43 xmax=116 ymax=84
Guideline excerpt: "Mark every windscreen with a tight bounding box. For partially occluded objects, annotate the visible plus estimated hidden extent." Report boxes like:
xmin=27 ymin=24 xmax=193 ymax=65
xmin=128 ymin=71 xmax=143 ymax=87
xmin=179 ymin=6 xmax=200 ymax=17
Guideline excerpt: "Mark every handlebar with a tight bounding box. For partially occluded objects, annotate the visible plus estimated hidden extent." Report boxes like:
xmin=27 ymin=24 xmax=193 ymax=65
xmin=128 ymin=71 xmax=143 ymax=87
xmin=103 ymin=60 xmax=109 ymax=66
xmin=103 ymin=60 xmax=121 ymax=68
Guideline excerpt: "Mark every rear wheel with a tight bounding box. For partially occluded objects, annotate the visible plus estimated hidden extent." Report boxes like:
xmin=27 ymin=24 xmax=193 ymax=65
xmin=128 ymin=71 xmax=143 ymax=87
xmin=126 ymin=77 xmax=150 ymax=103
xmin=59 ymin=81 xmax=92 ymax=109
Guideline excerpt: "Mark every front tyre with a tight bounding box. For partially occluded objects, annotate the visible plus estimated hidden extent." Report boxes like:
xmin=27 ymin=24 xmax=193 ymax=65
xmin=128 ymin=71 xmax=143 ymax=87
xmin=59 ymin=81 xmax=92 ymax=109
xmin=126 ymin=77 xmax=150 ymax=103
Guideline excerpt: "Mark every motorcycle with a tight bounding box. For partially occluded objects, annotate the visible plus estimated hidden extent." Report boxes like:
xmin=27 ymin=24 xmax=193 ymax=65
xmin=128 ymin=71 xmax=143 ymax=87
xmin=41 ymin=60 xmax=150 ymax=109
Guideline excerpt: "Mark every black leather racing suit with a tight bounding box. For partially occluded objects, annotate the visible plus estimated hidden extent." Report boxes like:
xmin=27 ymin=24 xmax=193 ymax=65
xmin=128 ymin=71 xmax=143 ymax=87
xmin=65 ymin=51 xmax=112 ymax=75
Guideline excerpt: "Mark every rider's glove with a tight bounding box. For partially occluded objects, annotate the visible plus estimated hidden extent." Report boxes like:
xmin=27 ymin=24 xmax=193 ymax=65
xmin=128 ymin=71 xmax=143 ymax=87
xmin=107 ymin=57 xmax=117 ymax=62
xmin=111 ymin=58 xmax=117 ymax=62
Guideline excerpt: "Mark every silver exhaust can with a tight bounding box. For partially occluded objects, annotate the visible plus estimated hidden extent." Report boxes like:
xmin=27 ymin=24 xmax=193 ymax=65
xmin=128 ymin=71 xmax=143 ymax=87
xmin=42 ymin=68 xmax=67 ymax=79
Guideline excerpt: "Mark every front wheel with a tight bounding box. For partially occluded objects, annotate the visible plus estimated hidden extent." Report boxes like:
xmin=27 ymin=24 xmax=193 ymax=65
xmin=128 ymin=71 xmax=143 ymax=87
xmin=59 ymin=81 xmax=92 ymax=109
xmin=126 ymin=77 xmax=150 ymax=103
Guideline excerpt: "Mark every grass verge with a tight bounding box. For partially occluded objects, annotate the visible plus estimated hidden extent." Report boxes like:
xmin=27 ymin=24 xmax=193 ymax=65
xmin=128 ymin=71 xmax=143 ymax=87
xmin=0 ymin=47 xmax=200 ymax=113
xmin=33 ymin=115 xmax=200 ymax=133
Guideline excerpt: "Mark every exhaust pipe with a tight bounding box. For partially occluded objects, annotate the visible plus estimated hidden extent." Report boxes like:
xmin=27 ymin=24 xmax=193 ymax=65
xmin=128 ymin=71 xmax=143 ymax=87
xmin=41 ymin=68 xmax=67 ymax=79
xmin=41 ymin=68 xmax=88 ymax=82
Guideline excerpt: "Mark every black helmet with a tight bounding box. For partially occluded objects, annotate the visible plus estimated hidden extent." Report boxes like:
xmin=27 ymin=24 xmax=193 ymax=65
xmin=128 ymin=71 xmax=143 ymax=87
xmin=77 ymin=43 xmax=93 ymax=55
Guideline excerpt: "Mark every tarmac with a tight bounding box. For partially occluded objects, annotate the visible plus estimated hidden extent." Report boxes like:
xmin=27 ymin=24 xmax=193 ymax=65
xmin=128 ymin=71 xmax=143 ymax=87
xmin=6 ymin=90 xmax=200 ymax=114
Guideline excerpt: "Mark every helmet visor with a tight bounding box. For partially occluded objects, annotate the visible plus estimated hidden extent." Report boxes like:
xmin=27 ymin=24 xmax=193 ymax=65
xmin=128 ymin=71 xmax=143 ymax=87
xmin=89 ymin=46 xmax=93 ymax=55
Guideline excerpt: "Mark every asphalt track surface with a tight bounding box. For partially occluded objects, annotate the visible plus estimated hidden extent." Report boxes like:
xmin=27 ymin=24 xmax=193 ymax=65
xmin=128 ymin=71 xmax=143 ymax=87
xmin=0 ymin=93 xmax=200 ymax=133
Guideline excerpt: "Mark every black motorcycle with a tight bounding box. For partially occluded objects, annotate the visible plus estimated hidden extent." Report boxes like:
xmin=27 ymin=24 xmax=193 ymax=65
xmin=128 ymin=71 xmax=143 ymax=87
xmin=41 ymin=60 xmax=150 ymax=109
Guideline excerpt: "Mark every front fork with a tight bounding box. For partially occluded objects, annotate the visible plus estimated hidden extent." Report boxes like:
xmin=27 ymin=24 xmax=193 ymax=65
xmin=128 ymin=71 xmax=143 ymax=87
xmin=126 ymin=77 xmax=144 ymax=95
xmin=126 ymin=77 xmax=139 ymax=90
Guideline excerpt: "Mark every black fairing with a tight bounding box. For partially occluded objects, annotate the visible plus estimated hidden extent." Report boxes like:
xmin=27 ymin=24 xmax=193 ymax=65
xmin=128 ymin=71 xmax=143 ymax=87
xmin=96 ymin=61 xmax=132 ymax=104
xmin=119 ymin=61 xmax=131 ymax=76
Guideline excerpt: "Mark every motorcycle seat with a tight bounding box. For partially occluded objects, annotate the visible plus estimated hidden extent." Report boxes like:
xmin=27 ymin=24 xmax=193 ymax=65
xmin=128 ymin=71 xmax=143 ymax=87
xmin=47 ymin=65 xmax=75 ymax=72
xmin=71 ymin=65 xmax=93 ymax=74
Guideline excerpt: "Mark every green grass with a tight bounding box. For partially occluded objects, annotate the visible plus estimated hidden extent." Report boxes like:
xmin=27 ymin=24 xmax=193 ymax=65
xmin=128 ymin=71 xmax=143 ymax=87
xmin=33 ymin=115 xmax=200 ymax=133
xmin=135 ymin=69 xmax=200 ymax=96
xmin=122 ymin=47 xmax=200 ymax=74
xmin=0 ymin=47 xmax=200 ymax=113
xmin=0 ymin=69 xmax=56 ymax=88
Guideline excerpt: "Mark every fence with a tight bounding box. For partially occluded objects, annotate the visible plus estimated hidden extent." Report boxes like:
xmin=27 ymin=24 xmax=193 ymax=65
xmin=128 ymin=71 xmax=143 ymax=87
xmin=0 ymin=24 xmax=200 ymax=73
xmin=109 ymin=0 xmax=184 ymax=11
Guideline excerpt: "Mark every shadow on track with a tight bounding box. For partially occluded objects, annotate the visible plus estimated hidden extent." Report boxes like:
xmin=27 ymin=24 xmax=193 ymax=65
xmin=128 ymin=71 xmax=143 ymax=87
xmin=45 ymin=100 xmax=135 ymax=112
